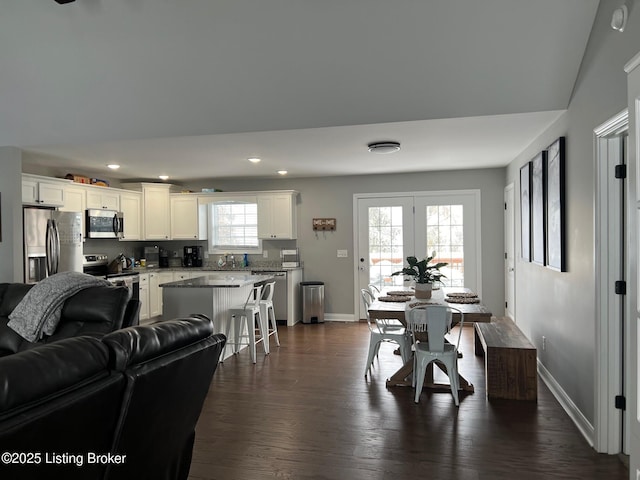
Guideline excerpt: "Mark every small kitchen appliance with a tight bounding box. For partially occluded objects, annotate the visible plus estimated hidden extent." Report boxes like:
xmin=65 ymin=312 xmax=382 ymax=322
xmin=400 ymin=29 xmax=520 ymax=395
xmin=183 ymin=245 xmax=203 ymax=267
xmin=281 ymin=248 xmax=300 ymax=268
xmin=143 ymin=246 xmax=160 ymax=268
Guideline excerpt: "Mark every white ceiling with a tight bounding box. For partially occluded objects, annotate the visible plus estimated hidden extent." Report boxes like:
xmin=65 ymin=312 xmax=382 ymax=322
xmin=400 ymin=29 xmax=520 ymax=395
xmin=3 ymin=1 xmax=599 ymax=182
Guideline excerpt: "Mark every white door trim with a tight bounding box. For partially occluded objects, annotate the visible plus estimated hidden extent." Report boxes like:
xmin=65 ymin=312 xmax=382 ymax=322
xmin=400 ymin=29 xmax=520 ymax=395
xmin=504 ymin=183 xmax=516 ymax=320
xmin=594 ymin=109 xmax=628 ymax=454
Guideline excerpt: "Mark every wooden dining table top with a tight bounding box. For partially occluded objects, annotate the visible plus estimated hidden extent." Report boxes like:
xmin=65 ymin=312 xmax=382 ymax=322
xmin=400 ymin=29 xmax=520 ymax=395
xmin=368 ymin=286 xmax=492 ymax=323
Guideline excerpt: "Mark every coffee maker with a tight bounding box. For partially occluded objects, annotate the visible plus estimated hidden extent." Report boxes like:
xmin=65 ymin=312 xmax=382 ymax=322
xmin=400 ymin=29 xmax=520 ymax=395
xmin=183 ymin=245 xmax=203 ymax=267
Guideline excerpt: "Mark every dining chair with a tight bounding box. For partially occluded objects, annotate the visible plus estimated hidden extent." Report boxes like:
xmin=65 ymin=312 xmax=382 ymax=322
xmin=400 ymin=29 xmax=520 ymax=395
xmin=361 ymin=289 xmax=412 ymax=378
xmin=367 ymin=284 xmax=381 ymax=298
xmin=405 ymin=304 xmax=464 ymax=406
xmin=223 ymin=285 xmax=265 ymax=364
xmin=259 ymin=281 xmax=280 ymax=354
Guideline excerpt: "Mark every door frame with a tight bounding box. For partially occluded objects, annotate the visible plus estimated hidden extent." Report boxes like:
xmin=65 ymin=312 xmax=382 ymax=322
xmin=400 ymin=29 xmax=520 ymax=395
xmin=594 ymin=109 xmax=628 ymax=454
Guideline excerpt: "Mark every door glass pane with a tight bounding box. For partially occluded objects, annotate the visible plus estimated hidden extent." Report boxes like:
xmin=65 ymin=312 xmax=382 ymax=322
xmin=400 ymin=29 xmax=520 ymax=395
xmin=368 ymin=206 xmax=404 ymax=289
xmin=425 ymin=204 xmax=464 ymax=287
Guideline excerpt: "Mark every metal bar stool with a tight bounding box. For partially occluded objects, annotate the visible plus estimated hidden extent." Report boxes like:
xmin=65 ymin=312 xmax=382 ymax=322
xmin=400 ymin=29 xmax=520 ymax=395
xmin=259 ymin=281 xmax=280 ymax=354
xmin=223 ymin=285 xmax=265 ymax=363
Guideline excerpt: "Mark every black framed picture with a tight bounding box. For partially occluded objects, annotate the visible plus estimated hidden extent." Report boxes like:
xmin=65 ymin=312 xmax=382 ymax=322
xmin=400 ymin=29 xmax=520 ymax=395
xmin=520 ymin=162 xmax=532 ymax=261
xmin=531 ymin=151 xmax=547 ymax=266
xmin=546 ymin=137 xmax=566 ymax=271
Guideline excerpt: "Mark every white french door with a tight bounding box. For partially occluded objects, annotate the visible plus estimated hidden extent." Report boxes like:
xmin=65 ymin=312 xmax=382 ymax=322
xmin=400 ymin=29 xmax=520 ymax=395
xmin=354 ymin=191 xmax=481 ymax=320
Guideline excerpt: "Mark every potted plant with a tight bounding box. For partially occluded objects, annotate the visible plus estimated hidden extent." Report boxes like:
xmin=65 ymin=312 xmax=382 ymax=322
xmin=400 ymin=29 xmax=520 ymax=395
xmin=391 ymin=254 xmax=448 ymax=299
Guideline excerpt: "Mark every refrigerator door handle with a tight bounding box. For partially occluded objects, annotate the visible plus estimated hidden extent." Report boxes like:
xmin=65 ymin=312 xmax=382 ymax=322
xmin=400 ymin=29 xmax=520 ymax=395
xmin=46 ymin=218 xmax=60 ymax=276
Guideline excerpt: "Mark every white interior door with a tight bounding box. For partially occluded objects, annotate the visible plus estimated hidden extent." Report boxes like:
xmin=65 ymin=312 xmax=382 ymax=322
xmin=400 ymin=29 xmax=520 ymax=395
xmin=505 ymin=184 xmax=516 ymax=319
xmin=355 ymin=196 xmax=414 ymax=319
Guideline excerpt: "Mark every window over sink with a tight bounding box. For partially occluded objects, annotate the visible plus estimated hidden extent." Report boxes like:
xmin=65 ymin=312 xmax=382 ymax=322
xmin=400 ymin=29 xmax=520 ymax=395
xmin=206 ymin=195 xmax=262 ymax=254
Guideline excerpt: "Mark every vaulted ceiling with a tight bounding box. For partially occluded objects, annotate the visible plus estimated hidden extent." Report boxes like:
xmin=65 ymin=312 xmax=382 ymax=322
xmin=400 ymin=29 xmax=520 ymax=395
xmin=2 ymin=1 xmax=599 ymax=181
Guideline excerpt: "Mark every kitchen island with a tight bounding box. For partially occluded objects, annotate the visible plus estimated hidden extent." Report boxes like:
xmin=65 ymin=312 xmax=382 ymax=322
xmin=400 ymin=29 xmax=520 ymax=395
xmin=160 ymin=274 xmax=274 ymax=360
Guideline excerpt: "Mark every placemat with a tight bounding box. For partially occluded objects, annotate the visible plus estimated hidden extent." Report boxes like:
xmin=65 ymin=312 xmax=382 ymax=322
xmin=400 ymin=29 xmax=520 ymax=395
xmin=378 ymin=295 xmax=412 ymax=302
xmin=445 ymin=297 xmax=480 ymax=304
xmin=446 ymin=292 xmax=478 ymax=298
xmin=407 ymin=301 xmax=440 ymax=308
xmin=386 ymin=290 xmax=414 ymax=296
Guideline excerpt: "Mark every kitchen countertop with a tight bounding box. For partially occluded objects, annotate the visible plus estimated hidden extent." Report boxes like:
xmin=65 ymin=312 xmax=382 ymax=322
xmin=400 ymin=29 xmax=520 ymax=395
xmin=134 ymin=265 xmax=302 ymax=274
xmin=159 ymin=274 xmax=275 ymax=288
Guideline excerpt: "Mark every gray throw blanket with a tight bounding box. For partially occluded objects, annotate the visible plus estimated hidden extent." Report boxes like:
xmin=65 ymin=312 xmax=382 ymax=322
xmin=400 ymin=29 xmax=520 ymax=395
xmin=8 ymin=271 xmax=110 ymax=342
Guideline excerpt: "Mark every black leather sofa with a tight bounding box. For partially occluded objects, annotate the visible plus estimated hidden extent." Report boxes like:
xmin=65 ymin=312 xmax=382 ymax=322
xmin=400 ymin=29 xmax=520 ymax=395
xmin=0 ymin=282 xmax=140 ymax=357
xmin=0 ymin=315 xmax=226 ymax=480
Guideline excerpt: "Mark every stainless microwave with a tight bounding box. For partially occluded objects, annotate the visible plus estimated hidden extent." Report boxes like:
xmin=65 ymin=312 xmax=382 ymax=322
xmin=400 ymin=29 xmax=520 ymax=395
xmin=86 ymin=209 xmax=124 ymax=239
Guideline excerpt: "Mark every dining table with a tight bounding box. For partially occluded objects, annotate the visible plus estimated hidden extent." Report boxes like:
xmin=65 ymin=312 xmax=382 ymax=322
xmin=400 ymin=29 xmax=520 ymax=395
xmin=367 ymin=286 xmax=492 ymax=391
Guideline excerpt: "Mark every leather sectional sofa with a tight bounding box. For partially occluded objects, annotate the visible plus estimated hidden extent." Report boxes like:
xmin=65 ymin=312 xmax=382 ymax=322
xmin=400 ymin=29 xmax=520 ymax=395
xmin=0 ymin=282 xmax=141 ymax=357
xmin=0 ymin=315 xmax=226 ymax=480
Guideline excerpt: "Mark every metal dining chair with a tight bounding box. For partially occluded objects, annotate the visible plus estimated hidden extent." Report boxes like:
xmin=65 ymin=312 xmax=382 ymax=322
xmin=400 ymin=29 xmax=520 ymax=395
xmin=224 ymin=285 xmax=265 ymax=364
xmin=405 ymin=304 xmax=464 ymax=405
xmin=361 ymin=289 xmax=412 ymax=378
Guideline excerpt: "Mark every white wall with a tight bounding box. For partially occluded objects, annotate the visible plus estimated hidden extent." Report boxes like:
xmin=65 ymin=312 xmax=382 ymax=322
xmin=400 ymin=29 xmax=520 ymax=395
xmin=505 ymin=0 xmax=640 ymax=423
xmin=0 ymin=147 xmax=24 ymax=282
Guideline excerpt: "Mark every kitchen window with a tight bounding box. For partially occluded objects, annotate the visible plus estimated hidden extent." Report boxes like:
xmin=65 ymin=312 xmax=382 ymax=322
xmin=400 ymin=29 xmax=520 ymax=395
xmin=206 ymin=197 xmax=262 ymax=254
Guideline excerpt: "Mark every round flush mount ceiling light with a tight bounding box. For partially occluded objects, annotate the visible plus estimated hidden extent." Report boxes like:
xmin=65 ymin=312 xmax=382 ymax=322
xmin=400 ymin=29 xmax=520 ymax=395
xmin=107 ymin=164 xmax=120 ymax=170
xmin=368 ymin=141 xmax=401 ymax=154
xmin=611 ymin=5 xmax=628 ymax=32
xmin=248 ymin=157 xmax=261 ymax=163
xmin=277 ymin=170 xmax=288 ymax=175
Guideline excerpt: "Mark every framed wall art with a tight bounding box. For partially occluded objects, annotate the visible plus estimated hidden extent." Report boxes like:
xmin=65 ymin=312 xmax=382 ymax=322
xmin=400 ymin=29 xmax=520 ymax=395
xmin=520 ymin=162 xmax=532 ymax=261
xmin=545 ymin=137 xmax=566 ymax=271
xmin=531 ymin=151 xmax=547 ymax=266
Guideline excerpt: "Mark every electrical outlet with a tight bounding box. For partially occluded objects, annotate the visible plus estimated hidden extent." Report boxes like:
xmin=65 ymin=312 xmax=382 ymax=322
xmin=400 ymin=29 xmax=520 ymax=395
xmin=263 ymin=251 xmax=269 ymax=258
xmin=173 ymin=251 xmax=178 ymax=257
xmin=542 ymin=336 xmax=546 ymax=351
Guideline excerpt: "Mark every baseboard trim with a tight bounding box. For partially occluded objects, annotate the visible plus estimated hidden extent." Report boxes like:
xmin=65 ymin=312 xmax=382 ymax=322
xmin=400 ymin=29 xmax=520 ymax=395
xmin=324 ymin=313 xmax=356 ymax=322
xmin=537 ymin=360 xmax=595 ymax=447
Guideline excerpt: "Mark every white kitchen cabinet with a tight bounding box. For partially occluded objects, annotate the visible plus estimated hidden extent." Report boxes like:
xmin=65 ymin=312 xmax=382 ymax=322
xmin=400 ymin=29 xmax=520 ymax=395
xmin=86 ymin=187 xmax=120 ymax=210
xmin=60 ymin=184 xmax=87 ymax=241
xmin=119 ymin=191 xmax=142 ymax=241
xmin=257 ymin=192 xmax=297 ymax=239
xmin=22 ymin=174 xmax=67 ymax=207
xmin=170 ymin=195 xmax=207 ymax=240
xmin=139 ymin=273 xmax=150 ymax=322
xmin=123 ymin=183 xmax=172 ymax=240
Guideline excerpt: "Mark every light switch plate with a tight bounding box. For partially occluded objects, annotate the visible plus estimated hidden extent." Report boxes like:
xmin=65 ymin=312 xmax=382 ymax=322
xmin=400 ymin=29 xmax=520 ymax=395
xmin=263 ymin=251 xmax=269 ymax=258
xmin=337 ymin=249 xmax=348 ymax=258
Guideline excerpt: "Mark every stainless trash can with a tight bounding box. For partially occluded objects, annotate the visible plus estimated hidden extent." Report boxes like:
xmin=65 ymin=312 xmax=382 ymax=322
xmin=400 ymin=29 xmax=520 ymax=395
xmin=301 ymin=281 xmax=324 ymax=324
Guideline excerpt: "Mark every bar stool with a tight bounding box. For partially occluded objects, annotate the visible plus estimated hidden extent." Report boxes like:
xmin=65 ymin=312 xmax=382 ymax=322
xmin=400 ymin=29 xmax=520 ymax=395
xmin=259 ymin=281 xmax=280 ymax=354
xmin=223 ymin=285 xmax=265 ymax=363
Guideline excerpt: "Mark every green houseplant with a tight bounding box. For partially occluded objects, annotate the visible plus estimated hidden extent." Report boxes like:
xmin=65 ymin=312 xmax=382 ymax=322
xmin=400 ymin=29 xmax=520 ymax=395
xmin=391 ymin=254 xmax=448 ymax=299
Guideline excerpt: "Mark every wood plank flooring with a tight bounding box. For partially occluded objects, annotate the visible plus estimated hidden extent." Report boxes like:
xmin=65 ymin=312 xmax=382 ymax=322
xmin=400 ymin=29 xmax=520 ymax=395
xmin=189 ymin=322 xmax=628 ymax=480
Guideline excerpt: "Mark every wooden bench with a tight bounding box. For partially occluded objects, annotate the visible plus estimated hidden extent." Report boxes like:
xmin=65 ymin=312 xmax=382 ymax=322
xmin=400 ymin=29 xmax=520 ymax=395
xmin=474 ymin=317 xmax=537 ymax=401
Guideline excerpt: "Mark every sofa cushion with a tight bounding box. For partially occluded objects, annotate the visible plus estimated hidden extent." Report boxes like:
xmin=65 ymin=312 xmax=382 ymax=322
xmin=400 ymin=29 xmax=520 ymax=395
xmin=0 ymin=336 xmax=110 ymax=416
xmin=0 ymin=283 xmax=33 ymax=317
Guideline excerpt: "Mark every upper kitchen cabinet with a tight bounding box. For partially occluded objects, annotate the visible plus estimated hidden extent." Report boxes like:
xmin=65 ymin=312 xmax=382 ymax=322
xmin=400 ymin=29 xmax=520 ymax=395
xmin=170 ymin=194 xmax=207 ymax=240
xmin=257 ymin=191 xmax=298 ymax=239
xmin=122 ymin=182 xmax=172 ymax=240
xmin=86 ymin=187 xmax=119 ymax=211
xmin=119 ymin=191 xmax=142 ymax=241
xmin=60 ymin=184 xmax=87 ymax=241
xmin=22 ymin=174 xmax=68 ymax=207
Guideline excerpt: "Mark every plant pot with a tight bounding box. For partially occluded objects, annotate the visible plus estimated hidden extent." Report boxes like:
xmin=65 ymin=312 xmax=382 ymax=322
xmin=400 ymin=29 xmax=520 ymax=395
xmin=414 ymin=282 xmax=433 ymax=299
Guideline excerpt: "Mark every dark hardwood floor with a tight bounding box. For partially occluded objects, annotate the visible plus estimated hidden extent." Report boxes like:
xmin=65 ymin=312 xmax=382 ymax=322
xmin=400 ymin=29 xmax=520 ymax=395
xmin=189 ymin=322 xmax=628 ymax=480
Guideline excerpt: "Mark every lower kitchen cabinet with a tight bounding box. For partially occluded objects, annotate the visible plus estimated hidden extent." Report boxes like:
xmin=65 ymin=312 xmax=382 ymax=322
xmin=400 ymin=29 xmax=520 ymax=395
xmin=139 ymin=274 xmax=150 ymax=322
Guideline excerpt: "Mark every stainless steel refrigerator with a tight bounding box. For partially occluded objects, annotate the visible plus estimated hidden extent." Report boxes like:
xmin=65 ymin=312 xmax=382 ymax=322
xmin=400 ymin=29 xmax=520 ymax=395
xmin=23 ymin=207 xmax=83 ymax=283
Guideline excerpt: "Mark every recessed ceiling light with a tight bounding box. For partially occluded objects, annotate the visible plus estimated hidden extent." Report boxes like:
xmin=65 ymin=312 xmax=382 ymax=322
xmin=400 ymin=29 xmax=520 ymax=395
xmin=158 ymin=175 xmax=169 ymax=181
xmin=107 ymin=164 xmax=120 ymax=170
xmin=277 ymin=170 xmax=288 ymax=175
xmin=248 ymin=157 xmax=261 ymax=163
xmin=368 ymin=141 xmax=401 ymax=154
